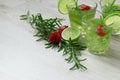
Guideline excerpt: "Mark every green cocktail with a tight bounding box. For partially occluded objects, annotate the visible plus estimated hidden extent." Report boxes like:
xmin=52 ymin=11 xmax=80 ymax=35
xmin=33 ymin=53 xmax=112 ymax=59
xmin=82 ymin=17 xmax=113 ymax=54
xmin=58 ymin=0 xmax=97 ymax=33
xmin=68 ymin=4 xmax=96 ymax=32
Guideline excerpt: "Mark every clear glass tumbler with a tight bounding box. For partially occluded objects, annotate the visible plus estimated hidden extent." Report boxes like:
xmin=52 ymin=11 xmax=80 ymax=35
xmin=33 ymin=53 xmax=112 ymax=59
xmin=67 ymin=1 xmax=97 ymax=34
xmin=82 ymin=15 xmax=113 ymax=54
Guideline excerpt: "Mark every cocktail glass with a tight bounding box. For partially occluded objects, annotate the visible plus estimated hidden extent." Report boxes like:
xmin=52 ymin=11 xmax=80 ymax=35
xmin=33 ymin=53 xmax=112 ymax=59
xmin=67 ymin=1 xmax=97 ymax=34
xmin=82 ymin=15 xmax=113 ymax=54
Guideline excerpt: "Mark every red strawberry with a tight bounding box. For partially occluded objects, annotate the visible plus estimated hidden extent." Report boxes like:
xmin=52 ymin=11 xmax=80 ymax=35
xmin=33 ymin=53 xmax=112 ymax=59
xmin=80 ymin=4 xmax=91 ymax=10
xmin=49 ymin=31 xmax=61 ymax=43
xmin=58 ymin=25 xmax=68 ymax=35
xmin=96 ymin=25 xmax=106 ymax=37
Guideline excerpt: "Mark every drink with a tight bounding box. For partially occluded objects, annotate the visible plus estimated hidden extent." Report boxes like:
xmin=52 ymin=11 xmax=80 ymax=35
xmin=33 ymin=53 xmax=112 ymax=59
xmin=82 ymin=17 xmax=112 ymax=54
xmin=67 ymin=4 xmax=96 ymax=33
xmin=58 ymin=0 xmax=97 ymax=34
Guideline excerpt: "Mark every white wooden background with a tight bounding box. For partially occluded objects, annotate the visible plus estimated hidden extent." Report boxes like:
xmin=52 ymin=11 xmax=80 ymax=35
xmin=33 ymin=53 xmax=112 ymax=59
xmin=0 ymin=0 xmax=120 ymax=80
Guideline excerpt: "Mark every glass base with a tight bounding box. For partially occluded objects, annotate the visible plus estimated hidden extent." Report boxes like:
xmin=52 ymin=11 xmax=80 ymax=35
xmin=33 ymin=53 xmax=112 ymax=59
xmin=88 ymin=48 xmax=108 ymax=55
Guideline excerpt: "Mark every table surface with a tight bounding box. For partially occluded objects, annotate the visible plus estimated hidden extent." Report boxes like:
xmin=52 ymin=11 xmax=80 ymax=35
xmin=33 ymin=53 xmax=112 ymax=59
xmin=0 ymin=0 xmax=120 ymax=80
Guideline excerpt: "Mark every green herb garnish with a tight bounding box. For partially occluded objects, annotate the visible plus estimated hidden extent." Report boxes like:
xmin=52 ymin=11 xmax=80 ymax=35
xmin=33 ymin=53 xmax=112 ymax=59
xmin=100 ymin=0 xmax=120 ymax=18
xmin=20 ymin=11 xmax=87 ymax=70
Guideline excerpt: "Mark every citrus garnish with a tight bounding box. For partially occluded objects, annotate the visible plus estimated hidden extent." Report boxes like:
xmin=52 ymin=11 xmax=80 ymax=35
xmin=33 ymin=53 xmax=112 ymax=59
xmin=62 ymin=27 xmax=80 ymax=41
xmin=58 ymin=0 xmax=77 ymax=14
xmin=104 ymin=13 xmax=120 ymax=33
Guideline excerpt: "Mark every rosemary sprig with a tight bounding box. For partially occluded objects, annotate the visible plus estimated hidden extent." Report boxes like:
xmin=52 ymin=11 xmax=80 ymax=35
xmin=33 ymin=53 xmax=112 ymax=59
xmin=20 ymin=11 xmax=63 ymax=41
xmin=20 ymin=11 xmax=87 ymax=70
xmin=100 ymin=0 xmax=120 ymax=18
xmin=46 ymin=39 xmax=87 ymax=70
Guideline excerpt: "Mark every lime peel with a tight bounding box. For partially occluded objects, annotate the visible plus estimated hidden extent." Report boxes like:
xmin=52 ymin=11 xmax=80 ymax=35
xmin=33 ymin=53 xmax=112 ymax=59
xmin=62 ymin=27 xmax=80 ymax=41
xmin=104 ymin=13 xmax=120 ymax=33
xmin=58 ymin=0 xmax=77 ymax=14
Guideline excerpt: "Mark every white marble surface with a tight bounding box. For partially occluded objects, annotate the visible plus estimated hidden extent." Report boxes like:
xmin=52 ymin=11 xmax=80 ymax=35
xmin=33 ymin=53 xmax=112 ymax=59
xmin=0 ymin=0 xmax=120 ymax=80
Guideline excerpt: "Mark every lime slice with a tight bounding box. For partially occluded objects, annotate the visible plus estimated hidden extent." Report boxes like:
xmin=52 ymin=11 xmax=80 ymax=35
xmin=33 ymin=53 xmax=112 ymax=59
xmin=104 ymin=13 xmax=120 ymax=33
xmin=58 ymin=0 xmax=77 ymax=14
xmin=62 ymin=27 xmax=80 ymax=40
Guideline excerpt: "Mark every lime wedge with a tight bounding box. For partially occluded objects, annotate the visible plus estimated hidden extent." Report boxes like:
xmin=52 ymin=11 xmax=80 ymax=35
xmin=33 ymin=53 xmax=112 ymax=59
xmin=58 ymin=0 xmax=77 ymax=14
xmin=62 ymin=27 xmax=80 ymax=41
xmin=104 ymin=13 xmax=120 ymax=33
